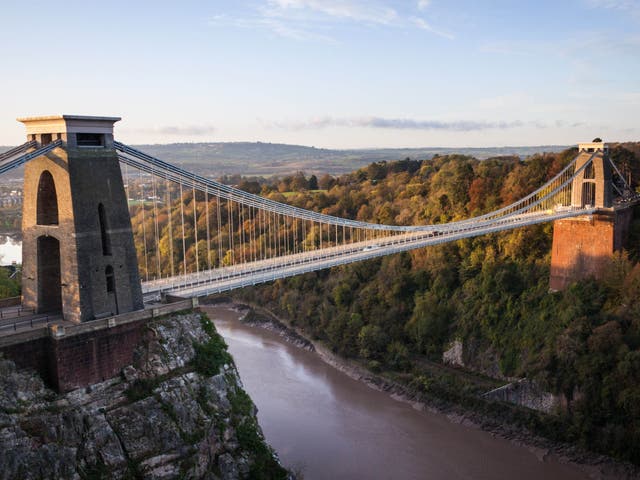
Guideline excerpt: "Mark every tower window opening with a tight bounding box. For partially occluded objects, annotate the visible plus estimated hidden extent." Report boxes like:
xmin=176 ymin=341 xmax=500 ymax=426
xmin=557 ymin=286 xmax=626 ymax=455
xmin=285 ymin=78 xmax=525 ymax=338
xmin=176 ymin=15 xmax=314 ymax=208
xmin=40 ymin=133 xmax=52 ymax=145
xmin=98 ymin=203 xmax=112 ymax=256
xmin=105 ymin=265 xmax=115 ymax=293
xmin=76 ymin=133 xmax=105 ymax=147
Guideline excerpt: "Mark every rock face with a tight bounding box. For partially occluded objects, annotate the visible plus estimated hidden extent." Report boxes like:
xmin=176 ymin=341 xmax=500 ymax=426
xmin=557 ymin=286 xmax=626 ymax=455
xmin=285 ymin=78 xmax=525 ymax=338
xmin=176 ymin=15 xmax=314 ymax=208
xmin=483 ymin=379 xmax=562 ymax=414
xmin=0 ymin=311 xmax=290 ymax=480
xmin=442 ymin=340 xmax=464 ymax=367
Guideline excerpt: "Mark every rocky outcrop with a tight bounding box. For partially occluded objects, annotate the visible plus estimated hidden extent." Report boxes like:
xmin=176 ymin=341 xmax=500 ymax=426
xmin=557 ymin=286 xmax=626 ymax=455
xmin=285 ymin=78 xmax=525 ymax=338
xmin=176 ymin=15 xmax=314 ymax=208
xmin=483 ymin=379 xmax=562 ymax=414
xmin=443 ymin=339 xmax=562 ymax=414
xmin=442 ymin=340 xmax=464 ymax=367
xmin=0 ymin=311 xmax=290 ymax=480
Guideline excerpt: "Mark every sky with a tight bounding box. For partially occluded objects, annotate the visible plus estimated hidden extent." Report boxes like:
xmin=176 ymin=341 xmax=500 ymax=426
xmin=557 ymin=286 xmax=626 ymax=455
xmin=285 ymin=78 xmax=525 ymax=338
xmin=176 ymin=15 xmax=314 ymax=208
xmin=0 ymin=0 xmax=638 ymax=148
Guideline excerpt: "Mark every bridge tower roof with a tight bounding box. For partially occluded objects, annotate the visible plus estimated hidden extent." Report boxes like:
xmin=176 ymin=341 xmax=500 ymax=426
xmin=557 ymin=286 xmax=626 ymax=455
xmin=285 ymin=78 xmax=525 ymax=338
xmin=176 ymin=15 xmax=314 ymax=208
xmin=578 ymin=140 xmax=609 ymax=153
xmin=17 ymin=114 xmax=121 ymax=135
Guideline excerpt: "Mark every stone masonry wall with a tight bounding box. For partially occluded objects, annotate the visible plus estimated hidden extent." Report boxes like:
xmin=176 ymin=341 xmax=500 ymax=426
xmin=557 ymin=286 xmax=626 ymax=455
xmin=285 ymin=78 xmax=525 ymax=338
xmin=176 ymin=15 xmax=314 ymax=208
xmin=550 ymin=208 xmax=633 ymax=291
xmin=0 ymin=300 xmax=196 ymax=393
xmin=49 ymin=319 xmax=147 ymax=392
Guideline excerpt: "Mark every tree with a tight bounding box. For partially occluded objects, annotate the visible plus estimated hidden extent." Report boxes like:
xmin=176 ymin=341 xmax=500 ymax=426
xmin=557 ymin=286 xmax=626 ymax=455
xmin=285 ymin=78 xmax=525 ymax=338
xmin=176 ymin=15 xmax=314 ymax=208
xmin=0 ymin=267 xmax=19 ymax=299
xmin=290 ymin=172 xmax=308 ymax=191
xmin=318 ymin=174 xmax=335 ymax=190
xmin=358 ymin=324 xmax=388 ymax=360
xmin=406 ymin=291 xmax=451 ymax=356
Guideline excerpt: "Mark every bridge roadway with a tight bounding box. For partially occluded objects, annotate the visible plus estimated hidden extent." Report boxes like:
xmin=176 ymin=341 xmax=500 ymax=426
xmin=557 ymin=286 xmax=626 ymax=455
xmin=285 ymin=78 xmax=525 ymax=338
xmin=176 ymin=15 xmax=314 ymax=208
xmin=142 ymin=206 xmax=596 ymax=301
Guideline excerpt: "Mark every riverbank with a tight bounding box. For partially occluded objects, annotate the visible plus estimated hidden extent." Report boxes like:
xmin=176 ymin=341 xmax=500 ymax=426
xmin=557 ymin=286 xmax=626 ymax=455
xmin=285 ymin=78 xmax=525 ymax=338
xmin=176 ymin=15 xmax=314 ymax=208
xmin=204 ymin=298 xmax=640 ymax=480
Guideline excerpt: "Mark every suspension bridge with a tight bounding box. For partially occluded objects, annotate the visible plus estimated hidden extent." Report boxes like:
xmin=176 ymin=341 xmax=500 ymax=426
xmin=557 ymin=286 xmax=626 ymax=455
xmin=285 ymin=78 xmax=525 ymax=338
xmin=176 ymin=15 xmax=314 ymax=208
xmin=114 ymin=140 xmax=629 ymax=301
xmin=0 ymin=114 xmax=637 ymax=392
xmin=1 ymin=116 xmax=637 ymax=315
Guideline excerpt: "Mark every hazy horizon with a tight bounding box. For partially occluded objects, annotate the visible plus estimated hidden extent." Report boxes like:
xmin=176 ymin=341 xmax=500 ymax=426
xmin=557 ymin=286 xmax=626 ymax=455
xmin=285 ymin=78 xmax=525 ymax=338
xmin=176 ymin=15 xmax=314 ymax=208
xmin=1 ymin=138 xmax=575 ymax=152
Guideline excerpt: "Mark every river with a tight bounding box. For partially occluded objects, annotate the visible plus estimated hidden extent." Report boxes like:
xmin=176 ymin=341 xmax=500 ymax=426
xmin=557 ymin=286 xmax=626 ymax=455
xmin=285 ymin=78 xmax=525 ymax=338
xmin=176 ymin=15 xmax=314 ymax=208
xmin=0 ymin=236 xmax=21 ymax=265
xmin=204 ymin=304 xmax=591 ymax=480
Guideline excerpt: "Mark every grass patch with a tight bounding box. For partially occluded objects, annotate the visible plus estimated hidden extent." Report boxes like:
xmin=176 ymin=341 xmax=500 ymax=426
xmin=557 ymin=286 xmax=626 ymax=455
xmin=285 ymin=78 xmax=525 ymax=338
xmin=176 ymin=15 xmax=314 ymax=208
xmin=228 ymin=381 xmax=288 ymax=479
xmin=192 ymin=335 xmax=233 ymax=376
xmin=160 ymin=400 xmax=178 ymax=423
xmin=124 ymin=378 xmax=158 ymax=402
xmin=200 ymin=313 xmax=216 ymax=338
xmin=229 ymin=388 xmax=254 ymax=417
xmin=124 ymin=459 xmax=144 ymax=480
xmin=236 ymin=419 xmax=288 ymax=480
xmin=180 ymin=427 xmax=206 ymax=445
xmin=78 ymin=461 xmax=110 ymax=480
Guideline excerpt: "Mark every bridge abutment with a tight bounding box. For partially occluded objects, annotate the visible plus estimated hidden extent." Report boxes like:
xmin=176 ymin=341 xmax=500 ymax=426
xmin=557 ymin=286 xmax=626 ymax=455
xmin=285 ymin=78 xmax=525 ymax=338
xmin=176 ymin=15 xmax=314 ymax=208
xmin=549 ymin=140 xmax=634 ymax=290
xmin=549 ymin=208 xmax=634 ymax=291
xmin=0 ymin=299 xmax=197 ymax=392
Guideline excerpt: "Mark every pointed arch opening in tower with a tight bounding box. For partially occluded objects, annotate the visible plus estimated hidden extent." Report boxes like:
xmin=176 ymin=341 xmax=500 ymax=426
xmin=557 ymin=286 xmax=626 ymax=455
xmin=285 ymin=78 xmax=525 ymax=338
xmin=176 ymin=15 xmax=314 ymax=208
xmin=583 ymin=162 xmax=595 ymax=179
xmin=36 ymin=171 xmax=59 ymax=225
xmin=582 ymin=182 xmax=596 ymax=207
xmin=98 ymin=203 xmax=112 ymax=256
xmin=37 ymin=235 xmax=62 ymax=313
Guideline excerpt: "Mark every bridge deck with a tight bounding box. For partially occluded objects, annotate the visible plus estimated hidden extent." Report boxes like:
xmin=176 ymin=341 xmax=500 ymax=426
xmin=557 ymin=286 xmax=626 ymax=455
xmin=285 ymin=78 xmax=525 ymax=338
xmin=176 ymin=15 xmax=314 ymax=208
xmin=142 ymin=207 xmax=599 ymax=299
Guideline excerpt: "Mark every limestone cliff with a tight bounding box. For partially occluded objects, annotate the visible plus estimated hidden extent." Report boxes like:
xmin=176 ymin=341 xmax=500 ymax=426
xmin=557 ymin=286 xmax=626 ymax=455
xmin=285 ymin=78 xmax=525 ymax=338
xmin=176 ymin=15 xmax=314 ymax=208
xmin=0 ymin=311 xmax=290 ymax=480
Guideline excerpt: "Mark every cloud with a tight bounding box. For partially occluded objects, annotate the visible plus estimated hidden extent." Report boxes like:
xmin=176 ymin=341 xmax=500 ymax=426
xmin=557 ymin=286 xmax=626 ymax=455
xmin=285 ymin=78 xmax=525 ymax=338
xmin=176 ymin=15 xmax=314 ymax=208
xmin=410 ymin=17 xmax=454 ymax=39
xmin=563 ymin=31 xmax=640 ymax=58
xmin=585 ymin=0 xmax=640 ymax=19
xmin=264 ymin=116 xmax=553 ymax=132
xmin=210 ymin=14 xmax=337 ymax=42
xmin=209 ymin=1 xmax=453 ymax=42
xmin=264 ymin=0 xmax=398 ymax=25
xmin=478 ymin=42 xmax=533 ymax=55
xmin=587 ymin=0 xmax=640 ymax=12
xmin=124 ymin=125 xmax=217 ymax=136
xmin=417 ymin=0 xmax=431 ymax=11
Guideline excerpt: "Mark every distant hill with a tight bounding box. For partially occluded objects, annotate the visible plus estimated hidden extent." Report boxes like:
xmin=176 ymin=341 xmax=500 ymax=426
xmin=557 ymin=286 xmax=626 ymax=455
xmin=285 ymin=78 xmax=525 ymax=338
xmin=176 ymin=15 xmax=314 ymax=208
xmin=1 ymin=142 xmax=572 ymax=178
xmin=126 ymin=142 xmax=570 ymax=177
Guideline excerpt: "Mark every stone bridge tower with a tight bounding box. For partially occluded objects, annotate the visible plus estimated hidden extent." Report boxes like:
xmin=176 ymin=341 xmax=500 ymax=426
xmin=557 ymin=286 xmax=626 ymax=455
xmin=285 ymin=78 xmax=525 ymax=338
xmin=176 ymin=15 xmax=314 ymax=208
xmin=570 ymin=141 xmax=613 ymax=209
xmin=19 ymin=115 xmax=144 ymax=322
xmin=550 ymin=141 xmax=632 ymax=290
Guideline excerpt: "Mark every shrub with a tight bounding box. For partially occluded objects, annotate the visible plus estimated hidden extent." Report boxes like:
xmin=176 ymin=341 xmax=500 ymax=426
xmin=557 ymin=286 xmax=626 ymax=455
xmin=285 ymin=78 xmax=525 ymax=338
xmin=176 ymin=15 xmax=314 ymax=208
xmin=192 ymin=335 xmax=233 ymax=376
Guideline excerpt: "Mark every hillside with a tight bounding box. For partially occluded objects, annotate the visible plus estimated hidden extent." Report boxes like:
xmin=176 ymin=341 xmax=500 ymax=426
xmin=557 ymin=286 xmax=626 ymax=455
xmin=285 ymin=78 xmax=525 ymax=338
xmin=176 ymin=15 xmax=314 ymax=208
xmin=1 ymin=142 xmax=570 ymax=178
xmin=122 ymin=142 xmax=570 ymax=176
xmin=220 ymin=144 xmax=640 ymax=465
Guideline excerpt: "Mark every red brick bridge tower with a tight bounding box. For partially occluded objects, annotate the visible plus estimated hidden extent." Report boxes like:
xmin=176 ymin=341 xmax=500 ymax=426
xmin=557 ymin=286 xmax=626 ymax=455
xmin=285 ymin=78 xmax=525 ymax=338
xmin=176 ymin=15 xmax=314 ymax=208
xmin=19 ymin=115 xmax=144 ymax=322
xmin=549 ymin=141 xmax=633 ymax=290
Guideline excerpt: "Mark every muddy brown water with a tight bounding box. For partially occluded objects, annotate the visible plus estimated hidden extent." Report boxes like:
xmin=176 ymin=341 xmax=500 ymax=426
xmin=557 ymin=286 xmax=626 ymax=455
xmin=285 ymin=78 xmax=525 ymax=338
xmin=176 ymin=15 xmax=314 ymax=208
xmin=205 ymin=305 xmax=591 ymax=480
